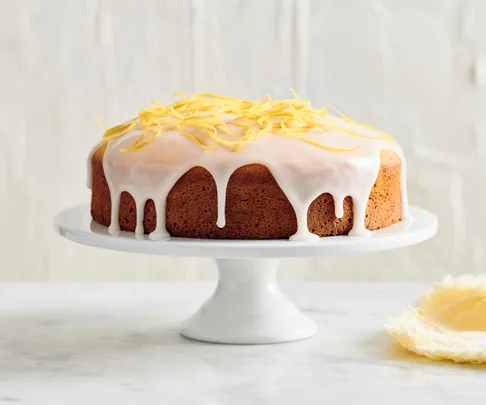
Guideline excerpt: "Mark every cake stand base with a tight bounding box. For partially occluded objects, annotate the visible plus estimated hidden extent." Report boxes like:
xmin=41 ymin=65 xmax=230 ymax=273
xmin=181 ymin=258 xmax=316 ymax=344
xmin=55 ymin=204 xmax=437 ymax=345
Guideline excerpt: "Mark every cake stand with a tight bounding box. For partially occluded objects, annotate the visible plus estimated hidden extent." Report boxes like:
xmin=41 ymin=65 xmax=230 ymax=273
xmin=54 ymin=204 xmax=437 ymax=344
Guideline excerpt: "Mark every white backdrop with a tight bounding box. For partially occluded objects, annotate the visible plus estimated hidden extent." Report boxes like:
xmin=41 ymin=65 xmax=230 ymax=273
xmin=1 ymin=0 xmax=486 ymax=281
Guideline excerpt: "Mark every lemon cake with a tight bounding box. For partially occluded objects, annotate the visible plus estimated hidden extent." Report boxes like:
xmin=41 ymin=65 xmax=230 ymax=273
xmin=88 ymin=92 xmax=410 ymax=241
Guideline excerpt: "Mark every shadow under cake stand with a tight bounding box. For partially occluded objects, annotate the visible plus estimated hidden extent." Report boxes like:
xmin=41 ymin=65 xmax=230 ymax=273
xmin=54 ymin=204 xmax=437 ymax=345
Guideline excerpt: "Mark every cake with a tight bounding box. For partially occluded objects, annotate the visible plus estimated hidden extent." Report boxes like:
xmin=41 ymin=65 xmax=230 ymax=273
xmin=88 ymin=92 xmax=410 ymax=241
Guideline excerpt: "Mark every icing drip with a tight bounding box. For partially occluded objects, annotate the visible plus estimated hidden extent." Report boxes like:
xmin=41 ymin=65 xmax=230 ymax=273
xmin=150 ymin=199 xmax=170 ymax=240
xmin=90 ymin=93 xmax=411 ymax=241
xmin=211 ymin=169 xmax=233 ymax=229
xmin=289 ymin=203 xmax=319 ymax=242
xmin=108 ymin=189 xmax=121 ymax=237
xmin=349 ymin=197 xmax=371 ymax=237
xmin=398 ymin=150 xmax=411 ymax=222
xmin=348 ymin=158 xmax=381 ymax=237
xmin=135 ymin=197 xmax=146 ymax=238
xmin=333 ymin=194 xmax=345 ymax=219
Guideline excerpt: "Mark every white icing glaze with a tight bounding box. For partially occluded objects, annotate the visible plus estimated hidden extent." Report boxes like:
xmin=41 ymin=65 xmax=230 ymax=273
xmin=90 ymin=118 xmax=411 ymax=242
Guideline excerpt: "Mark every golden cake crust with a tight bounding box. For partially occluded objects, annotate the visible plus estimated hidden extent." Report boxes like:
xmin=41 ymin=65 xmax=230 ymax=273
xmin=90 ymin=144 xmax=402 ymax=239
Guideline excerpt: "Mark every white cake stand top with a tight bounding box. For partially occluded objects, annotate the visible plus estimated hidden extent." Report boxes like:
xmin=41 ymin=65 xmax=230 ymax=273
xmin=55 ymin=204 xmax=437 ymax=258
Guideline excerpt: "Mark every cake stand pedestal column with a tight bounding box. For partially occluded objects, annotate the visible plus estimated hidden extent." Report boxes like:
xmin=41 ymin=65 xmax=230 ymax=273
xmin=180 ymin=258 xmax=317 ymax=344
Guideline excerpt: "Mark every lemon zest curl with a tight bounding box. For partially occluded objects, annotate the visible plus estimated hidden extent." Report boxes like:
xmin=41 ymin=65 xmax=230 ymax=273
xmin=98 ymin=91 xmax=395 ymax=152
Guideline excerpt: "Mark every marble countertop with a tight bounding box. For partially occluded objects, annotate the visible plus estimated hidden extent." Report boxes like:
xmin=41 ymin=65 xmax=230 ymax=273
xmin=0 ymin=283 xmax=484 ymax=404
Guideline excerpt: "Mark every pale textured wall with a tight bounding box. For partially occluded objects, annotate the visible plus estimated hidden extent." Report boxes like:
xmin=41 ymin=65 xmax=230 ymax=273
xmin=1 ymin=0 xmax=485 ymax=282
